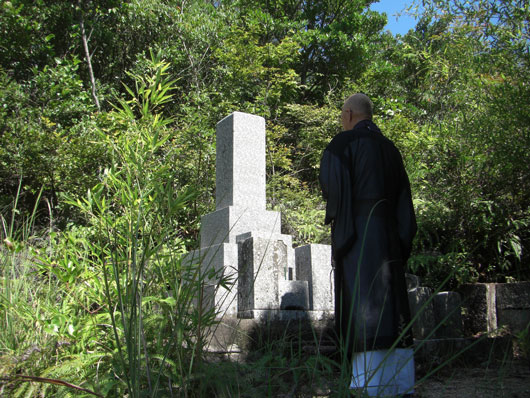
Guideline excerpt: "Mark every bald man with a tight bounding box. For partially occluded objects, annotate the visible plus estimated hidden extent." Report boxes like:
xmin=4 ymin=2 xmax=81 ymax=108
xmin=319 ymin=94 xmax=417 ymax=397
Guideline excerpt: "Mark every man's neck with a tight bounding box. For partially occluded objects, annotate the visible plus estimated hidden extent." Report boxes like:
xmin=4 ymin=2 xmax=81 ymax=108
xmin=351 ymin=118 xmax=372 ymax=130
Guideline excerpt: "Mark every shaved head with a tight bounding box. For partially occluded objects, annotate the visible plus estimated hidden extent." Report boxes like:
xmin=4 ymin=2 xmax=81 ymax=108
xmin=341 ymin=93 xmax=373 ymax=130
xmin=343 ymin=93 xmax=373 ymax=119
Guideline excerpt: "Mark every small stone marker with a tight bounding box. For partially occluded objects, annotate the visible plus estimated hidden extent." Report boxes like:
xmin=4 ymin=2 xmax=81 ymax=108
xmin=408 ymin=286 xmax=436 ymax=340
xmin=433 ymin=291 xmax=463 ymax=338
xmin=295 ymin=244 xmax=334 ymax=311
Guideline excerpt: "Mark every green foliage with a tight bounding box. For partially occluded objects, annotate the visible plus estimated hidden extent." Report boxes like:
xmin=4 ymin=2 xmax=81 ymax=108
xmin=0 ymin=54 xmax=227 ymax=397
xmin=0 ymin=59 xmax=106 ymax=225
xmin=60 ymin=53 xmax=217 ymax=396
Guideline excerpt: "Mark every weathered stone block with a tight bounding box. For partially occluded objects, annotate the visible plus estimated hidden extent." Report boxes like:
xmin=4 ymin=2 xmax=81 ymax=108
xmin=408 ymin=287 xmax=436 ymax=339
xmin=459 ymin=283 xmax=497 ymax=335
xmin=238 ymin=236 xmax=288 ymax=313
xmin=279 ymin=280 xmax=309 ymax=310
xmin=496 ymin=282 xmax=530 ymax=333
xmin=236 ymin=231 xmax=295 ymax=277
xmin=295 ymin=244 xmax=334 ymax=311
xmin=433 ymin=291 xmax=463 ymax=338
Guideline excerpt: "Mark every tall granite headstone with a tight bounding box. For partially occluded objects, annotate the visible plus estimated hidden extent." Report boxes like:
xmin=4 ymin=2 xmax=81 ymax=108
xmin=185 ymin=112 xmax=334 ymax=320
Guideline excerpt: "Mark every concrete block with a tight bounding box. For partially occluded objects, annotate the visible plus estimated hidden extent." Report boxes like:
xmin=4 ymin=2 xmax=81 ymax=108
xmin=295 ymin=244 xmax=334 ymax=311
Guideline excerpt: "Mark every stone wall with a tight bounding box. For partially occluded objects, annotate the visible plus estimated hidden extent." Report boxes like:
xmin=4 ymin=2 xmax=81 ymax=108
xmin=459 ymin=282 xmax=530 ymax=335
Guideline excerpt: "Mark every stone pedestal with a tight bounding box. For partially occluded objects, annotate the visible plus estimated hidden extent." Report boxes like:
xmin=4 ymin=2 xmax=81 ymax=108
xmin=200 ymin=207 xmax=281 ymax=247
xmin=183 ymin=243 xmax=238 ymax=316
xmin=238 ymin=235 xmax=292 ymax=312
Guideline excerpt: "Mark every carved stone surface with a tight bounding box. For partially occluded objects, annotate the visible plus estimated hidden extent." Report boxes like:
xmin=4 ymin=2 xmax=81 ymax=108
xmin=238 ymin=236 xmax=288 ymax=312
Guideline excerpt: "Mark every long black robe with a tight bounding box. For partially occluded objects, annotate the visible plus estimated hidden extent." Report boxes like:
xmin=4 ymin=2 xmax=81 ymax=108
xmin=319 ymin=120 xmax=417 ymax=355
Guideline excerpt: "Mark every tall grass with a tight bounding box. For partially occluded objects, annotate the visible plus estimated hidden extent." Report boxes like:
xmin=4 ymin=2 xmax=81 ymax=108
xmin=0 ymin=52 xmax=226 ymax=397
xmin=0 ymin=181 xmax=48 ymax=355
xmin=52 ymin=51 xmax=224 ymax=397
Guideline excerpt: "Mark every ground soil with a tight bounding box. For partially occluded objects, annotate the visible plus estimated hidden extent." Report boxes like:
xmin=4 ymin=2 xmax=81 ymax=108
xmin=415 ymin=358 xmax=530 ymax=398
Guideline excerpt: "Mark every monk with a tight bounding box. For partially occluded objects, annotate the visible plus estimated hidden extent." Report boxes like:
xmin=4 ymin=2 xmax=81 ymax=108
xmin=319 ymin=93 xmax=417 ymax=397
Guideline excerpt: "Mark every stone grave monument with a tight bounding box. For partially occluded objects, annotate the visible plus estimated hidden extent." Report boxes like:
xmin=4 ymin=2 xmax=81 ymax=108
xmin=184 ymin=112 xmax=334 ymax=323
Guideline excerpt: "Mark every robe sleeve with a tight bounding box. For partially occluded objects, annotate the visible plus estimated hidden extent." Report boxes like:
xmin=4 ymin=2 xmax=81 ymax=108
xmin=319 ymin=148 xmax=339 ymax=225
xmin=319 ymin=141 xmax=357 ymax=259
xmin=395 ymin=157 xmax=417 ymax=261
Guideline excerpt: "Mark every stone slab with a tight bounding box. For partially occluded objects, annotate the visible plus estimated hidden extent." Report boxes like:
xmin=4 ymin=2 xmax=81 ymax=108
xmin=459 ymin=283 xmax=497 ymax=335
xmin=238 ymin=236 xmax=288 ymax=312
xmin=238 ymin=309 xmax=335 ymax=322
xmin=182 ymin=243 xmax=238 ymax=316
xmin=206 ymin=315 xmax=335 ymax=354
xmin=295 ymin=244 xmax=334 ymax=311
xmin=236 ymin=231 xmax=295 ymax=278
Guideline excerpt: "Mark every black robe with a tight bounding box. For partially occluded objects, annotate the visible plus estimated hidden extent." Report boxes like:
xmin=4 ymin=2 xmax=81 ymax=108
xmin=319 ymin=120 xmax=417 ymax=354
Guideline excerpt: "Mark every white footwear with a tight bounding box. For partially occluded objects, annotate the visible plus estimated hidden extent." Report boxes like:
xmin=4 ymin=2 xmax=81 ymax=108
xmin=350 ymin=348 xmax=415 ymax=397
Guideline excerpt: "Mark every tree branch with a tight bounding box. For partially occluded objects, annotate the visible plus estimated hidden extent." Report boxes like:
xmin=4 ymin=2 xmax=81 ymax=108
xmin=78 ymin=0 xmax=100 ymax=111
